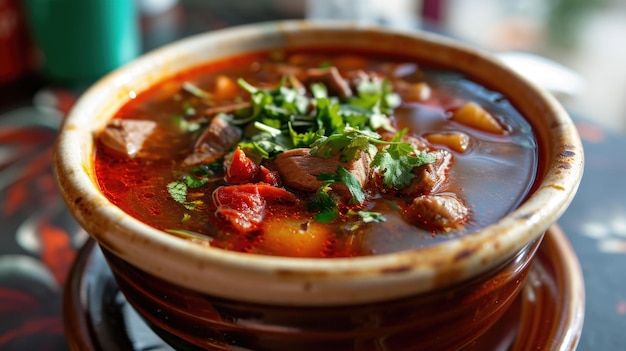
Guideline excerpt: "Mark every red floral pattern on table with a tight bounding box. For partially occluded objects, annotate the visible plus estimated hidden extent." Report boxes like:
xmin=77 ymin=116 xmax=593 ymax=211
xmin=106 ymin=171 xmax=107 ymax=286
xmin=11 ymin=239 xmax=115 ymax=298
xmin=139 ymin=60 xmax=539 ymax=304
xmin=0 ymin=124 xmax=82 ymax=351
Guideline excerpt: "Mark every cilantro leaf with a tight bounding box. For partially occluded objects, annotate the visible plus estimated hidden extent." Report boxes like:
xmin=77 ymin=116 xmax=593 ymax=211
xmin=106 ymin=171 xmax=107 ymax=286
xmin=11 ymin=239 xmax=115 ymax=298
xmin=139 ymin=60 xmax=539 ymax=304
xmin=172 ymin=115 xmax=201 ymax=133
xmin=310 ymin=82 xmax=328 ymax=98
xmin=309 ymin=165 xmax=370 ymax=223
xmin=167 ymin=181 xmax=187 ymax=203
xmin=372 ymin=129 xmax=437 ymax=189
xmin=182 ymin=81 xmax=212 ymax=100
xmin=315 ymin=97 xmax=345 ymax=135
xmin=335 ymin=167 xmax=366 ymax=204
xmin=167 ymin=174 xmax=209 ymax=210
xmin=238 ymin=136 xmax=288 ymax=160
xmin=183 ymin=174 xmax=208 ymax=188
xmin=372 ymin=150 xmax=415 ymax=188
xmin=357 ymin=211 xmax=386 ymax=223
xmin=318 ymin=166 xmax=365 ymax=204
xmin=182 ymin=213 xmax=191 ymax=222
xmin=349 ymin=78 xmax=400 ymax=115
xmin=338 ymin=105 xmax=372 ymax=130
xmin=310 ymin=126 xmax=380 ymax=161
xmin=289 ymin=122 xmax=323 ymax=147
xmin=308 ymin=182 xmax=339 ymax=223
xmin=317 ymin=166 xmax=366 ymax=205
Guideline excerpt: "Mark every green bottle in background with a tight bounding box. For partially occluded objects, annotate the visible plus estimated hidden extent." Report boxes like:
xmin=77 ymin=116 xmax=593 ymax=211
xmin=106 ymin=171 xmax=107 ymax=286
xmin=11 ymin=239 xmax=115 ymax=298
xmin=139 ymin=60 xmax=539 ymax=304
xmin=22 ymin=0 xmax=141 ymax=88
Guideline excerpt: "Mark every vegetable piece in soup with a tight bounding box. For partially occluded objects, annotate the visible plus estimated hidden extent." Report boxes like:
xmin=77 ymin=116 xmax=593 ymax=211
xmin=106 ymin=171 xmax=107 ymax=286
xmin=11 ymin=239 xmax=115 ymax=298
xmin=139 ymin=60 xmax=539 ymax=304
xmin=94 ymin=49 xmax=537 ymax=258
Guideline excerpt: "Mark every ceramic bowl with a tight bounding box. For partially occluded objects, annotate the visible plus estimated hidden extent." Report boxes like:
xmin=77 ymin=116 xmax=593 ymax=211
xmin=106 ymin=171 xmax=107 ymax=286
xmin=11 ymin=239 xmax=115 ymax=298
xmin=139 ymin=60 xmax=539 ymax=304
xmin=53 ymin=21 xmax=584 ymax=350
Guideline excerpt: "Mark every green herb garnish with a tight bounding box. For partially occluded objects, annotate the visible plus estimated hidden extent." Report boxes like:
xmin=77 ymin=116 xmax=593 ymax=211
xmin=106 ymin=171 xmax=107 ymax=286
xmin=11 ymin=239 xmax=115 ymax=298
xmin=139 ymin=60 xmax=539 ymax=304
xmin=318 ymin=166 xmax=366 ymax=205
xmin=182 ymin=81 xmax=212 ymax=100
xmin=355 ymin=210 xmax=386 ymax=223
xmin=310 ymin=126 xmax=380 ymax=161
xmin=308 ymin=182 xmax=339 ymax=223
xmin=175 ymin=70 xmax=437 ymax=225
xmin=166 ymin=174 xmax=209 ymax=210
xmin=372 ymin=129 xmax=437 ymax=189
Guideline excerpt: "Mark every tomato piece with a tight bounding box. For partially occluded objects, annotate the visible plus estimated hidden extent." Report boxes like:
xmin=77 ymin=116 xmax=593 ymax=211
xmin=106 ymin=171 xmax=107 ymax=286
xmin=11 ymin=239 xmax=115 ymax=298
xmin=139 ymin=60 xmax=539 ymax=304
xmin=226 ymin=147 xmax=259 ymax=184
xmin=212 ymin=184 xmax=298 ymax=232
xmin=254 ymin=183 xmax=298 ymax=203
xmin=213 ymin=184 xmax=265 ymax=232
xmin=259 ymin=165 xmax=282 ymax=186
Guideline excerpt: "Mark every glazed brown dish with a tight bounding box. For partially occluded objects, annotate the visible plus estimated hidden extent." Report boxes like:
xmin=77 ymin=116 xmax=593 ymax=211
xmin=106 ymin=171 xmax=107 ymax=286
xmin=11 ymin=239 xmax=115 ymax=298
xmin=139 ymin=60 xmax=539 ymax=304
xmin=100 ymin=231 xmax=540 ymax=350
xmin=94 ymin=49 xmax=537 ymax=258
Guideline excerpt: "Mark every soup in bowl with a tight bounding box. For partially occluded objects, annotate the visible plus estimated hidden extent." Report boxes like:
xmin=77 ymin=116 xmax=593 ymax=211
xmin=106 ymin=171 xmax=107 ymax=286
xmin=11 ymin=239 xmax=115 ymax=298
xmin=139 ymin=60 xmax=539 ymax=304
xmin=54 ymin=21 xmax=583 ymax=350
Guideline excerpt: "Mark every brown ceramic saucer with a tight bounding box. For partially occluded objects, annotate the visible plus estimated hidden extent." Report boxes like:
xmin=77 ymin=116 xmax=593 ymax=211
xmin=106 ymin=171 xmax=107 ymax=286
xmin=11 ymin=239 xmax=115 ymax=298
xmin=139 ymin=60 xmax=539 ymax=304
xmin=63 ymin=225 xmax=584 ymax=351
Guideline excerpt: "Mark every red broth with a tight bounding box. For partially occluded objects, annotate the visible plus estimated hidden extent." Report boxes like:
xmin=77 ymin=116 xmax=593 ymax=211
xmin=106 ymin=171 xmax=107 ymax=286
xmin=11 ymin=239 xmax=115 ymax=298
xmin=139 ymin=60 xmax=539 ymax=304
xmin=94 ymin=49 xmax=537 ymax=258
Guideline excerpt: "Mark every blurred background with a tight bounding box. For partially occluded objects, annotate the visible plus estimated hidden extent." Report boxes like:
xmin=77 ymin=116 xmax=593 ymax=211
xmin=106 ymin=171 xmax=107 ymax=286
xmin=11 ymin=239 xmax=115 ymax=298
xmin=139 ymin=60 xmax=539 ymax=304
xmin=1 ymin=0 xmax=625 ymax=132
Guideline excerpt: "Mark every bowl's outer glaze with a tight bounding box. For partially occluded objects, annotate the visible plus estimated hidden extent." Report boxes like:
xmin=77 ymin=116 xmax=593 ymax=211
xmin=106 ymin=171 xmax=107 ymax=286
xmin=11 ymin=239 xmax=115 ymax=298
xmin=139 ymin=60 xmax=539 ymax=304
xmin=102 ymin=236 xmax=542 ymax=351
xmin=53 ymin=20 xmax=584 ymax=306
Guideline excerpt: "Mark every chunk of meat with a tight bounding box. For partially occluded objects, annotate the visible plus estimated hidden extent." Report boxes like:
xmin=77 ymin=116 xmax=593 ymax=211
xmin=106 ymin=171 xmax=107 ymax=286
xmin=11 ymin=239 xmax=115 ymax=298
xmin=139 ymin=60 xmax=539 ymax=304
xmin=344 ymin=69 xmax=371 ymax=87
xmin=263 ymin=62 xmax=304 ymax=79
xmin=183 ymin=116 xmax=242 ymax=166
xmin=406 ymin=150 xmax=453 ymax=196
xmin=305 ymin=66 xmax=352 ymax=99
xmin=99 ymin=119 xmax=157 ymax=158
xmin=274 ymin=148 xmax=370 ymax=198
xmin=212 ymin=184 xmax=298 ymax=232
xmin=406 ymin=194 xmax=469 ymax=232
xmin=204 ymin=101 xmax=250 ymax=117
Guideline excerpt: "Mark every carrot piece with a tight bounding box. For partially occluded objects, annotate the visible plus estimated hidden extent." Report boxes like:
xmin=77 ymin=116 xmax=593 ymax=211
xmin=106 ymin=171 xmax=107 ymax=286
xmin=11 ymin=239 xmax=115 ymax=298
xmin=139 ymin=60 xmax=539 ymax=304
xmin=451 ymin=102 xmax=506 ymax=134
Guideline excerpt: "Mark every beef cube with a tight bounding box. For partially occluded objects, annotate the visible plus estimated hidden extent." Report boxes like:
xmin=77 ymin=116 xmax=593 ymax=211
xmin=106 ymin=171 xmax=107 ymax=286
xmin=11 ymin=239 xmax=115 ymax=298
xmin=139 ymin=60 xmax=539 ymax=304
xmin=305 ymin=66 xmax=352 ymax=99
xmin=183 ymin=116 xmax=242 ymax=166
xmin=99 ymin=119 xmax=156 ymax=158
xmin=407 ymin=194 xmax=469 ymax=232
xmin=406 ymin=150 xmax=452 ymax=196
xmin=274 ymin=148 xmax=370 ymax=199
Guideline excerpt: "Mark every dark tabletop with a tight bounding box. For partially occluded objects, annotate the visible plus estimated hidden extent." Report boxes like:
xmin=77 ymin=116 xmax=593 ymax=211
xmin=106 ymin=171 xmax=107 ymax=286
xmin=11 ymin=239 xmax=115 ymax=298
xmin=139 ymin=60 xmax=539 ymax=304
xmin=1 ymin=1 xmax=625 ymax=350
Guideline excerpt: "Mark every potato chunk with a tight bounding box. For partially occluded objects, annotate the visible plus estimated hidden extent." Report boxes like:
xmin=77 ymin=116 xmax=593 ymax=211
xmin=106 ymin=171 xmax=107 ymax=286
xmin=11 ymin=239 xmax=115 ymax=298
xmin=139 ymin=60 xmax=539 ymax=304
xmin=451 ymin=102 xmax=506 ymax=134
xmin=212 ymin=75 xmax=240 ymax=100
xmin=256 ymin=217 xmax=332 ymax=258
xmin=424 ymin=132 xmax=470 ymax=153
